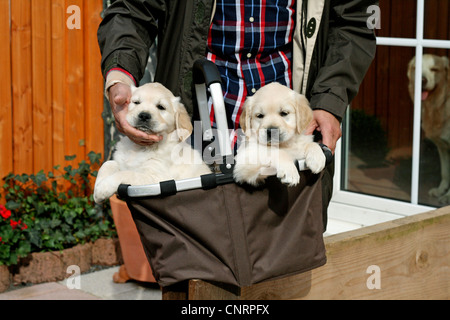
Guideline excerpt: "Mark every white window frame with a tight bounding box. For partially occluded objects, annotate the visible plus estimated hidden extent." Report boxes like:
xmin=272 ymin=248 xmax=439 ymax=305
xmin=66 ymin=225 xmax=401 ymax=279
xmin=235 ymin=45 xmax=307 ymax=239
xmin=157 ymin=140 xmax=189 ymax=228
xmin=330 ymin=0 xmax=450 ymax=225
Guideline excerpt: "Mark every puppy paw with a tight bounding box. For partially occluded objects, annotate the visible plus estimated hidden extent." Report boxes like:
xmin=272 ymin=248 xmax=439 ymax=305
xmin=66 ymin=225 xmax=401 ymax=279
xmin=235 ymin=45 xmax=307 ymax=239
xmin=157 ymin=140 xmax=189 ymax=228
xmin=233 ymin=164 xmax=266 ymax=186
xmin=93 ymin=188 xmax=109 ymax=204
xmin=93 ymin=177 xmax=120 ymax=204
xmin=428 ymin=182 xmax=449 ymax=198
xmin=305 ymin=147 xmax=326 ymax=174
xmin=438 ymin=190 xmax=450 ymax=204
xmin=277 ymin=163 xmax=300 ymax=186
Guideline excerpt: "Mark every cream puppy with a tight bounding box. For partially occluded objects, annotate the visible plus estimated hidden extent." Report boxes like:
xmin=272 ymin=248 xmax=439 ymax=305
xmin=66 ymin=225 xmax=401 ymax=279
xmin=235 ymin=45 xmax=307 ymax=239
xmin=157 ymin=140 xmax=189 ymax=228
xmin=94 ymin=83 xmax=211 ymax=203
xmin=233 ymin=82 xmax=326 ymax=186
xmin=407 ymin=54 xmax=450 ymax=203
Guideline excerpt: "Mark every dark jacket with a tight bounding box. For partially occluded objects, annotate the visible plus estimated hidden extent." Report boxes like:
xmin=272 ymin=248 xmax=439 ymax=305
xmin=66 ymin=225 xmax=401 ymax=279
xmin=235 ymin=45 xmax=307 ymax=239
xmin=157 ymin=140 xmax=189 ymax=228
xmin=98 ymin=0 xmax=377 ymax=120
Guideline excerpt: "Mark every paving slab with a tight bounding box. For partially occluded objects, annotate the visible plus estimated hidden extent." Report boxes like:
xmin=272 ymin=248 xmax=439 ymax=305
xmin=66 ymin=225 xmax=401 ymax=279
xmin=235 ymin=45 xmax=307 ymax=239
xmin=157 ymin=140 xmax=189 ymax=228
xmin=0 ymin=266 xmax=162 ymax=300
xmin=0 ymin=282 xmax=100 ymax=300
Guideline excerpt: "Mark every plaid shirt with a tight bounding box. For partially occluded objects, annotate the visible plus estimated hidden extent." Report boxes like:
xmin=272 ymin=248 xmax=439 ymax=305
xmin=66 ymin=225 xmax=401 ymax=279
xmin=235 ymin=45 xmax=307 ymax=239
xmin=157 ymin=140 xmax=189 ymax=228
xmin=206 ymin=0 xmax=296 ymax=144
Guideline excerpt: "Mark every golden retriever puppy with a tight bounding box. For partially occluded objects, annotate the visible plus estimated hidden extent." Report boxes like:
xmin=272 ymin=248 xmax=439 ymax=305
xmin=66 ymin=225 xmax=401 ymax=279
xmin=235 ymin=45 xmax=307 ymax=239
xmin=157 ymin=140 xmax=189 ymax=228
xmin=407 ymin=54 xmax=450 ymax=203
xmin=233 ymin=82 xmax=326 ymax=186
xmin=94 ymin=83 xmax=211 ymax=203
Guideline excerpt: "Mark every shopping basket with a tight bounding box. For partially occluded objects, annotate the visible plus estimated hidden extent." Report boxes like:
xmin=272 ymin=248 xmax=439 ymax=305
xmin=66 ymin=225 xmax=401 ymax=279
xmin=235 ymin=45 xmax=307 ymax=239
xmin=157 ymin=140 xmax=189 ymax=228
xmin=117 ymin=59 xmax=332 ymax=287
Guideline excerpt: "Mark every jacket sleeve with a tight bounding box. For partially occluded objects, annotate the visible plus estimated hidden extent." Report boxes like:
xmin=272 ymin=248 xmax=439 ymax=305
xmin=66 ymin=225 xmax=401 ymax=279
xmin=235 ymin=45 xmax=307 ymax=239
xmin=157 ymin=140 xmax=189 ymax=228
xmin=309 ymin=0 xmax=378 ymax=121
xmin=97 ymin=0 xmax=166 ymax=82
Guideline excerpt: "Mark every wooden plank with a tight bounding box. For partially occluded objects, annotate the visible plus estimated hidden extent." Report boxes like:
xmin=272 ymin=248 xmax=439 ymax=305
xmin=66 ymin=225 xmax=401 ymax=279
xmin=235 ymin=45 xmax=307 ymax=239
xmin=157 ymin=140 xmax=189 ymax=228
xmin=31 ymin=0 xmax=53 ymax=173
xmin=65 ymin=0 xmax=85 ymax=164
xmin=181 ymin=207 xmax=450 ymax=300
xmin=0 ymin=0 xmax=13 ymax=180
xmin=51 ymin=0 xmax=67 ymax=169
xmin=11 ymin=0 xmax=33 ymax=174
xmin=83 ymin=0 xmax=105 ymax=157
xmin=240 ymin=207 xmax=450 ymax=300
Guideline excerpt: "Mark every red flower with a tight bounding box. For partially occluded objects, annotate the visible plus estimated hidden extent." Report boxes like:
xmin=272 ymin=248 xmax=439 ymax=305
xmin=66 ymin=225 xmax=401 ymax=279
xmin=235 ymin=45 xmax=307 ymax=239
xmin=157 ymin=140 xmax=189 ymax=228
xmin=0 ymin=205 xmax=11 ymax=220
xmin=10 ymin=220 xmax=19 ymax=230
xmin=21 ymin=223 xmax=28 ymax=230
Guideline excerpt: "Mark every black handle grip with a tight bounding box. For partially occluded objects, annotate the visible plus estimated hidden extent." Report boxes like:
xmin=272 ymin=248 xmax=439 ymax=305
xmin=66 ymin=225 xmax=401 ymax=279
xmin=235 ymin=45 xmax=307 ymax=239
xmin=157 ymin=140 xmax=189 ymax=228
xmin=117 ymin=184 xmax=130 ymax=199
xmin=193 ymin=58 xmax=222 ymax=87
xmin=319 ymin=144 xmax=334 ymax=165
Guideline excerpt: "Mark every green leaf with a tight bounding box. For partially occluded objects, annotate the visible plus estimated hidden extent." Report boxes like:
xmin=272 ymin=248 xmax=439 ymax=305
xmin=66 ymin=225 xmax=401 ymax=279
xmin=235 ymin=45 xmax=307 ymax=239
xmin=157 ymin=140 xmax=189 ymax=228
xmin=33 ymin=170 xmax=48 ymax=187
xmin=28 ymin=230 xmax=43 ymax=249
xmin=87 ymin=151 xmax=102 ymax=165
xmin=5 ymin=200 xmax=20 ymax=210
xmin=65 ymin=155 xmax=77 ymax=161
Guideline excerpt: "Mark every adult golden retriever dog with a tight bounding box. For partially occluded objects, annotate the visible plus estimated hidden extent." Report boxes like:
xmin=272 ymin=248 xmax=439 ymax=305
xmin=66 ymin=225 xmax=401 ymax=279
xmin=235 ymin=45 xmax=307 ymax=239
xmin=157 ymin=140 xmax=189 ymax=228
xmin=233 ymin=82 xmax=326 ymax=186
xmin=94 ymin=83 xmax=211 ymax=204
xmin=407 ymin=54 xmax=450 ymax=203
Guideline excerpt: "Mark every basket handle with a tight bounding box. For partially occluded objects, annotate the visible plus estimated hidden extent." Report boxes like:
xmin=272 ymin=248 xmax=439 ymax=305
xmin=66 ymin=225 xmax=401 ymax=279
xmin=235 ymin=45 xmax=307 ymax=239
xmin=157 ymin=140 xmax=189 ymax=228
xmin=193 ymin=59 xmax=234 ymax=174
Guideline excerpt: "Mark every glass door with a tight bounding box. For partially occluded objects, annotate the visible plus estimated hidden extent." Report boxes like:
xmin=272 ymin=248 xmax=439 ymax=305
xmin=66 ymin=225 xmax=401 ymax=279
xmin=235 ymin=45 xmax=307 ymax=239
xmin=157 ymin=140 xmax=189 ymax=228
xmin=332 ymin=0 xmax=450 ymax=221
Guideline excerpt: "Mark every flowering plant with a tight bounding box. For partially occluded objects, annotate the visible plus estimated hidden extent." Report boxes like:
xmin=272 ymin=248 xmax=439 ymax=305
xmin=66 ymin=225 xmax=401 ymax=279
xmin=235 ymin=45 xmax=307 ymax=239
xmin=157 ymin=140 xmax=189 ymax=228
xmin=0 ymin=152 xmax=115 ymax=266
xmin=0 ymin=204 xmax=30 ymax=265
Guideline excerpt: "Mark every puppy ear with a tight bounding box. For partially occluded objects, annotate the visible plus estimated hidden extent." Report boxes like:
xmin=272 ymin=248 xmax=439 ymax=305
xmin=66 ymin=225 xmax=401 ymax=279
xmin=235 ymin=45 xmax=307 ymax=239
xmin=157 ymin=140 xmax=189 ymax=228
xmin=294 ymin=92 xmax=313 ymax=134
xmin=130 ymin=84 xmax=138 ymax=94
xmin=173 ymin=97 xmax=193 ymax=142
xmin=240 ymin=96 xmax=253 ymax=137
xmin=407 ymin=57 xmax=416 ymax=80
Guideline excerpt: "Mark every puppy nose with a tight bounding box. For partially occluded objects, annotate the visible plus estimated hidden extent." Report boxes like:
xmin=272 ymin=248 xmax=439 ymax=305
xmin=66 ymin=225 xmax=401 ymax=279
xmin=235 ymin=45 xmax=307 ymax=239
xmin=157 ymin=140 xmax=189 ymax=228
xmin=422 ymin=76 xmax=428 ymax=87
xmin=138 ymin=112 xmax=151 ymax=122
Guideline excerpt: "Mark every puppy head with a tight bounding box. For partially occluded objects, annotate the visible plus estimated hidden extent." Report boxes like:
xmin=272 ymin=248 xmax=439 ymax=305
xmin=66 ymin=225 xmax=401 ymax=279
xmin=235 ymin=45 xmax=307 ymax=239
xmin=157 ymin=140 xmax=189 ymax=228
xmin=240 ymin=82 xmax=312 ymax=145
xmin=126 ymin=83 xmax=192 ymax=141
xmin=407 ymin=54 xmax=449 ymax=101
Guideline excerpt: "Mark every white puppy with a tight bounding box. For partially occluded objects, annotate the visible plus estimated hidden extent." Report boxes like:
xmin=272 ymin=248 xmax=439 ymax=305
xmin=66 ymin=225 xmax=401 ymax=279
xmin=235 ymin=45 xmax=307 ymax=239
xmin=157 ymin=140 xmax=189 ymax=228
xmin=233 ymin=82 xmax=326 ymax=186
xmin=94 ymin=83 xmax=211 ymax=203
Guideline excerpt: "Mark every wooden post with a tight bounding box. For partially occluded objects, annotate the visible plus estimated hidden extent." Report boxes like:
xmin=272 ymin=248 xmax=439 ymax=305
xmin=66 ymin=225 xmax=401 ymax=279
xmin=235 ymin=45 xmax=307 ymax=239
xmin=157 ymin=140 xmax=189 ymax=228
xmin=162 ymin=281 xmax=189 ymax=300
xmin=188 ymin=280 xmax=241 ymax=300
xmin=0 ymin=0 xmax=13 ymax=181
xmin=32 ymin=0 xmax=53 ymax=173
xmin=11 ymin=0 xmax=33 ymax=174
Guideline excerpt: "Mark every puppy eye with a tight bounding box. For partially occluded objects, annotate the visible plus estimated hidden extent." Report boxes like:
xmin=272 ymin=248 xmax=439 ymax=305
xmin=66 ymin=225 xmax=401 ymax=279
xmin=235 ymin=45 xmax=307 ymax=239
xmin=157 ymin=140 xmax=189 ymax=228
xmin=157 ymin=104 xmax=166 ymax=111
xmin=132 ymin=100 xmax=141 ymax=105
xmin=256 ymin=113 xmax=264 ymax=119
xmin=280 ymin=111 xmax=289 ymax=117
xmin=431 ymin=68 xmax=439 ymax=72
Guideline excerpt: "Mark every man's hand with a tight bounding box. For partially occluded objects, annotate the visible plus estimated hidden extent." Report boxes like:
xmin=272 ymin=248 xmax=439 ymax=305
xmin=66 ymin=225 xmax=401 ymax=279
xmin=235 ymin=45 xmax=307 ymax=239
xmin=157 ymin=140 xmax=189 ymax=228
xmin=305 ymin=109 xmax=342 ymax=155
xmin=108 ymin=83 xmax=163 ymax=146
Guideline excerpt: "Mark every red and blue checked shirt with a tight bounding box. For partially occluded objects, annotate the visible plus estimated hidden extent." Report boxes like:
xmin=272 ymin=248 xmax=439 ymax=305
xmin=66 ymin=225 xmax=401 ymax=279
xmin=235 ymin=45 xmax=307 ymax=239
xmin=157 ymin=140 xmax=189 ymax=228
xmin=206 ymin=0 xmax=296 ymax=143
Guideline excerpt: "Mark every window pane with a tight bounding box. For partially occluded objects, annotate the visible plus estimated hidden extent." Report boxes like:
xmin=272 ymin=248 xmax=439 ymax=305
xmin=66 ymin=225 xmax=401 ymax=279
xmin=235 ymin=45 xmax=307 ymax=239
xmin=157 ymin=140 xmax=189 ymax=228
xmin=342 ymin=46 xmax=415 ymax=202
xmin=343 ymin=47 xmax=450 ymax=208
xmin=424 ymin=0 xmax=450 ymax=40
xmin=418 ymin=49 xmax=450 ymax=207
xmin=376 ymin=0 xmax=416 ymax=39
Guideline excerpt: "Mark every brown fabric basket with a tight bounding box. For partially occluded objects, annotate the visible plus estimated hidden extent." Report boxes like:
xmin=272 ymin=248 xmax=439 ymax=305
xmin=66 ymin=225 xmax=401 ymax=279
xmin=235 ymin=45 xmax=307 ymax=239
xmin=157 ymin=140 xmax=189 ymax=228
xmin=126 ymin=171 xmax=326 ymax=288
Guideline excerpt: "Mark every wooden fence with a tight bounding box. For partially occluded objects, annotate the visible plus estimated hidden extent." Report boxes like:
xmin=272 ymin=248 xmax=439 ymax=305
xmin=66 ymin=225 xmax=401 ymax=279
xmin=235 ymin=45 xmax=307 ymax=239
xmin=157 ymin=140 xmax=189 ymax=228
xmin=0 ymin=0 xmax=104 ymax=181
